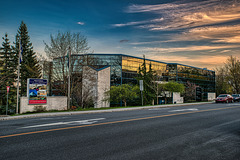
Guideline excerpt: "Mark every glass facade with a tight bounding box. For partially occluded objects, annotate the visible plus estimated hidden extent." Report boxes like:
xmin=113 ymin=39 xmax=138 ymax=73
xmin=121 ymin=55 xmax=168 ymax=84
xmin=175 ymin=64 xmax=215 ymax=100
xmin=51 ymin=54 xmax=215 ymax=100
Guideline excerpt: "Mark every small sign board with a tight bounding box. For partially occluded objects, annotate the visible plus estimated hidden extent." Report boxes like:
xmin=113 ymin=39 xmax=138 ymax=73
xmin=27 ymin=78 xmax=47 ymax=104
xmin=7 ymin=86 xmax=10 ymax=93
xmin=140 ymin=80 xmax=144 ymax=91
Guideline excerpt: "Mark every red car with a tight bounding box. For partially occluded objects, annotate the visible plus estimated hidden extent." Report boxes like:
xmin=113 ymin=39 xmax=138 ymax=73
xmin=215 ymin=94 xmax=234 ymax=103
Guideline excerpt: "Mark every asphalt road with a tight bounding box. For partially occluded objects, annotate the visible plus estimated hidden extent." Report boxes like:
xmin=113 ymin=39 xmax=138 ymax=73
xmin=1 ymin=103 xmax=240 ymax=160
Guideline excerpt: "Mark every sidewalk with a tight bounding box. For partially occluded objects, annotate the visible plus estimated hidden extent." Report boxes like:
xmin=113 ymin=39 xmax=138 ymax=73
xmin=0 ymin=102 xmax=213 ymax=121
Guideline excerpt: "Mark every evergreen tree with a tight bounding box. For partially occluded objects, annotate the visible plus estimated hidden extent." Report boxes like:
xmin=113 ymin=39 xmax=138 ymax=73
xmin=0 ymin=33 xmax=16 ymax=85
xmin=14 ymin=21 xmax=41 ymax=96
xmin=137 ymin=55 xmax=157 ymax=105
xmin=0 ymin=33 xmax=16 ymax=106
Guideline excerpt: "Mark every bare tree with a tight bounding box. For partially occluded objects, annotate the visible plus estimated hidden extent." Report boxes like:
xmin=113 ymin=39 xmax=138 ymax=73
xmin=44 ymin=32 xmax=92 ymax=108
xmin=184 ymin=81 xmax=197 ymax=102
xmin=224 ymin=56 xmax=240 ymax=93
xmin=215 ymin=56 xmax=240 ymax=95
xmin=215 ymin=66 xmax=230 ymax=95
xmin=44 ymin=32 xmax=90 ymax=96
xmin=44 ymin=32 xmax=89 ymax=59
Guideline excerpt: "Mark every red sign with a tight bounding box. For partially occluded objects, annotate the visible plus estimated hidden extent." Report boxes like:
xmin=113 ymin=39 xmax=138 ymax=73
xmin=29 ymin=100 xmax=47 ymax=104
xmin=7 ymin=86 xmax=10 ymax=93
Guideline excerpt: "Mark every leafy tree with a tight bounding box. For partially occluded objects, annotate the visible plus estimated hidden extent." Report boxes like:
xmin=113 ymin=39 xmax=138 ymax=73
xmin=14 ymin=21 xmax=41 ymax=96
xmin=105 ymin=84 xmax=139 ymax=107
xmin=0 ymin=33 xmax=17 ymax=107
xmin=157 ymin=81 xmax=184 ymax=104
xmin=164 ymin=81 xmax=185 ymax=93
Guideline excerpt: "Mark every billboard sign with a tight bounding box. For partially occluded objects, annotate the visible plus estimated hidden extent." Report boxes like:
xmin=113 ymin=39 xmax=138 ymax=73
xmin=27 ymin=79 xmax=47 ymax=104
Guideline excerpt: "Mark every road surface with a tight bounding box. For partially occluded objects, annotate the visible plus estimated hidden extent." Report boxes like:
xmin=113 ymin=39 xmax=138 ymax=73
xmin=1 ymin=103 xmax=240 ymax=160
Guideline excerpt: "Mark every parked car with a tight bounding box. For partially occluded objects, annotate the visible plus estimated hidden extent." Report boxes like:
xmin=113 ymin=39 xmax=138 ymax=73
xmin=215 ymin=94 xmax=234 ymax=103
xmin=232 ymin=94 xmax=240 ymax=102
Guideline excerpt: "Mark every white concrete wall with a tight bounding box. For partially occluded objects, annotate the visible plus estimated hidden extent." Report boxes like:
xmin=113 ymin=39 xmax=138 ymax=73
xmin=20 ymin=96 xmax=67 ymax=113
xmin=208 ymin=93 xmax=216 ymax=101
xmin=173 ymin=92 xmax=184 ymax=104
xmin=97 ymin=67 xmax=110 ymax=108
xmin=82 ymin=66 xmax=98 ymax=104
xmin=82 ymin=66 xmax=110 ymax=108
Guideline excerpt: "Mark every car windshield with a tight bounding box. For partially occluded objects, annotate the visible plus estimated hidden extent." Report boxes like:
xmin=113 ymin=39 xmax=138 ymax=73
xmin=218 ymin=95 xmax=227 ymax=97
xmin=232 ymin=94 xmax=239 ymax=97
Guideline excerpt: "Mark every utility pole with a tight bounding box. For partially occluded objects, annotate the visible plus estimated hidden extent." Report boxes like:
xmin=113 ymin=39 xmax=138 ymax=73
xmin=67 ymin=46 xmax=71 ymax=110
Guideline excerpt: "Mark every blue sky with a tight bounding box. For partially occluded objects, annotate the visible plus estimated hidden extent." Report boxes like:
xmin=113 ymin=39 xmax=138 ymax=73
xmin=1 ymin=0 xmax=240 ymax=69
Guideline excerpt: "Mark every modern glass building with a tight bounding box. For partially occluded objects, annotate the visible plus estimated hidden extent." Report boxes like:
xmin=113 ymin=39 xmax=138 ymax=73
xmin=51 ymin=54 xmax=215 ymax=101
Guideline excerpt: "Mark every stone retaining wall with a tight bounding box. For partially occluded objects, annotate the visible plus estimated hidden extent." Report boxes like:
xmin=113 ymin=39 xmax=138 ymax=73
xmin=20 ymin=96 xmax=67 ymax=113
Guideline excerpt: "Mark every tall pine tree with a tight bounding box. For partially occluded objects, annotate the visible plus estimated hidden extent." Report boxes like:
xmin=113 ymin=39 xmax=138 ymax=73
xmin=14 ymin=21 xmax=41 ymax=96
xmin=0 ymin=33 xmax=16 ymax=106
xmin=137 ymin=55 xmax=157 ymax=105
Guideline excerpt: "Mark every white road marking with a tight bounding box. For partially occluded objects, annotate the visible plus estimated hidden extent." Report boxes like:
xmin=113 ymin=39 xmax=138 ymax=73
xmin=169 ymin=108 xmax=198 ymax=112
xmin=39 ymin=118 xmax=54 ymax=120
xmin=149 ymin=108 xmax=170 ymax=111
xmin=19 ymin=118 xmax=106 ymax=129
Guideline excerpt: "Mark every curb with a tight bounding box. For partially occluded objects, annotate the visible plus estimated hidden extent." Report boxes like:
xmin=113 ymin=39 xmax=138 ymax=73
xmin=0 ymin=102 xmax=214 ymax=121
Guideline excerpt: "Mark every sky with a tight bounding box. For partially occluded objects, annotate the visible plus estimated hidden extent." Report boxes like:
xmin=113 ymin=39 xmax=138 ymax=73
xmin=1 ymin=0 xmax=240 ymax=70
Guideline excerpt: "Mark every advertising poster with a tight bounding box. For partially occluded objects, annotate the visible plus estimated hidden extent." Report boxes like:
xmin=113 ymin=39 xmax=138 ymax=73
xmin=27 ymin=79 xmax=47 ymax=104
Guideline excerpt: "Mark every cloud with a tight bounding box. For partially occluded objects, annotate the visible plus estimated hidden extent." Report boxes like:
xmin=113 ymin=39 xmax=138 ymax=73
xmin=77 ymin=22 xmax=85 ymax=25
xmin=120 ymin=39 xmax=130 ymax=43
xmin=132 ymin=44 xmax=240 ymax=69
xmin=129 ymin=24 xmax=240 ymax=45
xmin=111 ymin=0 xmax=240 ymax=69
xmin=167 ymin=25 xmax=240 ymax=43
xmin=113 ymin=20 xmax=149 ymax=27
xmin=113 ymin=18 xmax=164 ymax=27
xmin=137 ymin=45 xmax=240 ymax=53
xmin=114 ymin=0 xmax=240 ymax=31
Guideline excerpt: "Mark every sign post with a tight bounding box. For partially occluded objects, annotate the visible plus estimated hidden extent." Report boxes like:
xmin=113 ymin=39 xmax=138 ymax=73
xmin=6 ymin=86 xmax=10 ymax=115
xmin=140 ymin=80 xmax=144 ymax=106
